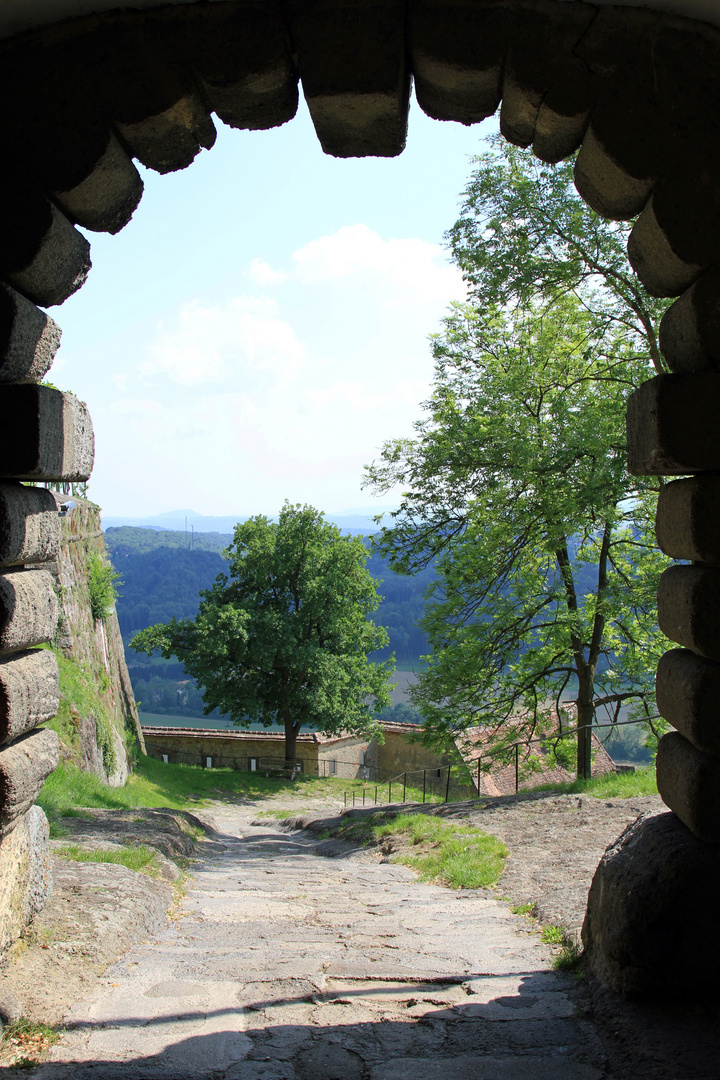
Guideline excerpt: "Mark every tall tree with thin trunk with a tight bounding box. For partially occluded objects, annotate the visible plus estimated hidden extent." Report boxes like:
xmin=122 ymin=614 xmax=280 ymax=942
xmin=365 ymin=138 xmax=673 ymax=777
xmin=131 ymin=503 xmax=393 ymax=766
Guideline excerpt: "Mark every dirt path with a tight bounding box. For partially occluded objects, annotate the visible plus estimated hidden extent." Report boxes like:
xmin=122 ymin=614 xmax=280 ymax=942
xmin=28 ymin=799 xmax=610 ymax=1080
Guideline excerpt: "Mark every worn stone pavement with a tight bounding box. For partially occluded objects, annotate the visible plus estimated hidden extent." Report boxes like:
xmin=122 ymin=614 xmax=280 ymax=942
xmin=31 ymin=803 xmax=612 ymax=1079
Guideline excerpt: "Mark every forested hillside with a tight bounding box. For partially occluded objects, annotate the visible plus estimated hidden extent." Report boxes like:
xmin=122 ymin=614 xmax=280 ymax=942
xmin=104 ymin=526 xmax=432 ymax=722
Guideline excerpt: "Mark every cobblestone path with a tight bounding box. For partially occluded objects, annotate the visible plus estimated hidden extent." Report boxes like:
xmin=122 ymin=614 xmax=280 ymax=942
xmin=32 ymin=804 xmax=611 ymax=1079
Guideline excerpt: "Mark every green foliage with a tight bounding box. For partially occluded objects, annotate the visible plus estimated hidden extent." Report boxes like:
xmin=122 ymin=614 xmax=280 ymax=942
xmin=87 ymin=552 xmax=121 ymax=622
xmin=372 ymin=811 xmax=507 ymax=888
xmin=447 ymin=135 xmax=668 ymax=376
xmin=365 ymin=140 xmax=674 ymax=777
xmin=131 ymin=503 xmax=394 ymax=759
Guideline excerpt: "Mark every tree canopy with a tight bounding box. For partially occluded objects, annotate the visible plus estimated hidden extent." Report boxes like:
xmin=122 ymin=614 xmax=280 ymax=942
xmin=365 ymin=141 xmax=672 ymax=778
xmin=131 ymin=503 xmax=394 ymax=764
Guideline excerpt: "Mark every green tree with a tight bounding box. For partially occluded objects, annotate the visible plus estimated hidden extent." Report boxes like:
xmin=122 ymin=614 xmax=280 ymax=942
xmin=131 ymin=503 xmax=394 ymax=766
xmin=366 ymin=294 xmax=670 ymax=778
xmin=447 ymin=135 xmax=668 ymax=376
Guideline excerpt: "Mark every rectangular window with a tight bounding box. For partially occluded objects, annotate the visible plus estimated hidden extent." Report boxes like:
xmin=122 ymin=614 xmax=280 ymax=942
xmin=206 ymin=756 xmax=212 ymax=769
xmin=162 ymin=754 xmax=169 ymax=764
xmin=249 ymin=757 xmax=258 ymax=772
xmin=330 ymin=759 xmax=336 ymax=775
xmin=361 ymin=751 xmax=366 ymax=766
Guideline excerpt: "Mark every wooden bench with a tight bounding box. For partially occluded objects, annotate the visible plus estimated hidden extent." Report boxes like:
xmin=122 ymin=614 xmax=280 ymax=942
xmin=259 ymin=757 xmax=301 ymax=780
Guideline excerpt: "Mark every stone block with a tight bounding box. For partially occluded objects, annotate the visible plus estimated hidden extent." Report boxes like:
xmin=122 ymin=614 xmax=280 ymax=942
xmin=659 ymin=270 xmax=720 ymax=374
xmin=292 ymin=0 xmax=409 ymax=157
xmin=656 ymin=648 xmax=720 ymax=757
xmin=532 ymin=63 xmax=594 ymax=164
xmin=628 ymin=194 xmax=705 ymax=300
xmin=0 ymin=385 xmax=94 ymax=482
xmin=626 ymin=373 xmax=720 ymax=475
xmin=0 ymin=482 xmax=60 ymax=566
xmin=656 ymin=730 xmax=720 ymax=843
xmin=581 ymin=810 xmax=720 ymax=997
xmin=0 ymin=650 xmax=59 ymax=747
xmin=0 ymin=805 xmax=52 ymax=955
xmin=116 ymin=92 xmax=217 ymax=175
xmin=53 ymin=13 xmax=217 ymax=175
xmin=408 ymin=0 xmax=509 ymax=124
xmin=0 ymin=570 xmax=58 ymax=655
xmin=574 ymin=126 xmax=654 ymax=221
xmin=657 ymin=564 xmax=720 ymax=660
xmin=0 ymin=283 xmax=61 ymax=384
xmin=655 ymin=475 xmax=720 ymax=562
xmin=54 ymin=131 xmax=143 ymax=234
xmin=151 ymin=1 xmax=298 ymax=131
xmin=0 ymin=728 xmax=59 ymax=839
xmin=2 ymin=201 xmax=91 ymax=309
xmin=499 ymin=1 xmax=594 ymax=150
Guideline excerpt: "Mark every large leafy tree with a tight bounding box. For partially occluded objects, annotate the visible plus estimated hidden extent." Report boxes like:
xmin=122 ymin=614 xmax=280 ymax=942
xmin=365 ymin=141 xmax=672 ymax=778
xmin=131 ymin=503 xmax=394 ymax=766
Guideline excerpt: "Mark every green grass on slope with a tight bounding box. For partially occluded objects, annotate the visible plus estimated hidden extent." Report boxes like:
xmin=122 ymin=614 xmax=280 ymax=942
xmin=532 ymin=766 xmax=657 ymax=798
xmin=374 ymin=812 xmax=508 ymax=888
xmin=37 ymin=755 xmax=446 ymax=820
xmin=55 ymin=843 xmax=161 ymax=876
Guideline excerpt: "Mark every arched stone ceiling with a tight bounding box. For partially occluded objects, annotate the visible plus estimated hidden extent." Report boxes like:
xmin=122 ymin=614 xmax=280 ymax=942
xmin=0 ymin=0 xmax=718 ymax=382
xmin=2 ymin=0 xmax=720 ymax=40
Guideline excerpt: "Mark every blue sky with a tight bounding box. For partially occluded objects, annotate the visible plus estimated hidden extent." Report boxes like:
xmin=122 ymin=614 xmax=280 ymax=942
xmin=52 ymin=94 xmax=497 ymax=518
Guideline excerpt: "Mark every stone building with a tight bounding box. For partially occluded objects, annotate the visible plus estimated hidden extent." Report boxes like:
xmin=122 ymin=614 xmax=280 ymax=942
xmin=0 ymin=0 xmax=719 ymax=996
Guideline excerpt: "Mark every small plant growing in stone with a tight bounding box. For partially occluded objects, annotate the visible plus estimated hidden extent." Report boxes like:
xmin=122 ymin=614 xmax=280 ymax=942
xmin=87 ymin=552 xmax=121 ymax=622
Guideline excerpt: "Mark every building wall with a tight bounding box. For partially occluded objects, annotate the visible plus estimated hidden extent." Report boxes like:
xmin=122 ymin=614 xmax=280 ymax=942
xmin=376 ymin=728 xmax=449 ymax=779
xmin=142 ymin=729 xmax=320 ymax=773
xmin=317 ymin=735 xmax=373 ymax=780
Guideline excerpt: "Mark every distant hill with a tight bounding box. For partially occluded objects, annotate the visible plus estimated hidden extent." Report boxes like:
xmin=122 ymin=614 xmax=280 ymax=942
xmin=102 ymin=506 xmax=397 ymax=537
xmin=106 ymin=526 xmax=231 ymax=557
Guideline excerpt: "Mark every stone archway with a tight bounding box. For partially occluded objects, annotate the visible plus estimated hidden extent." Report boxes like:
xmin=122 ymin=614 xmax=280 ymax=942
xmin=1 ymin=0 xmax=720 ymax=996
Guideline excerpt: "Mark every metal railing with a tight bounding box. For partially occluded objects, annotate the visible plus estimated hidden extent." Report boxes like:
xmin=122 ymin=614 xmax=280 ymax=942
xmin=473 ymin=716 xmax=652 ymax=795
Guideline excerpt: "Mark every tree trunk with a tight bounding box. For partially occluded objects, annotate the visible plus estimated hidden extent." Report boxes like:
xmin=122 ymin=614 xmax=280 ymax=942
xmin=283 ymin=715 xmax=300 ymax=767
xmin=576 ymin=694 xmax=593 ymax=780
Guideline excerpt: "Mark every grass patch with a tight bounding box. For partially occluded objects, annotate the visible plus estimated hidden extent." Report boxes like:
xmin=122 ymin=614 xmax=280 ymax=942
xmin=55 ymin=843 xmax=161 ymax=877
xmin=372 ymin=812 xmax=507 ymax=889
xmin=510 ymin=901 xmax=536 ymax=917
xmin=2 ymin=1017 xmax=61 ymax=1068
xmin=553 ymin=940 xmax=583 ymax=972
xmin=532 ymin=766 xmax=657 ymax=799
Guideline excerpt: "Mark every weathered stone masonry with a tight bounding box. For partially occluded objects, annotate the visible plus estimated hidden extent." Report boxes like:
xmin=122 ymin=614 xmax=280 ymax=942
xmin=1 ymin=0 xmax=720 ymax=995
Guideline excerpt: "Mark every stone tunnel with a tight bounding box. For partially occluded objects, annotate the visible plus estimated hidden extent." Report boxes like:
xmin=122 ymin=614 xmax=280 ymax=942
xmin=1 ymin=0 xmax=720 ymax=997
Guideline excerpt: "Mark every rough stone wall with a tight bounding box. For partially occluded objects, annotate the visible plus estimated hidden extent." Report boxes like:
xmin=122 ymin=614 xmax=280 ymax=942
xmin=49 ymin=492 xmax=144 ymax=784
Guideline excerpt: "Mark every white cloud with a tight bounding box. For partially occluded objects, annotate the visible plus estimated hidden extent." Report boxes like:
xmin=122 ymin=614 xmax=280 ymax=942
xmin=288 ymin=224 xmax=463 ymax=311
xmin=246 ymin=258 xmax=288 ymax=286
xmin=140 ymin=296 xmax=305 ymax=386
xmin=95 ymin=224 xmax=467 ymax=516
